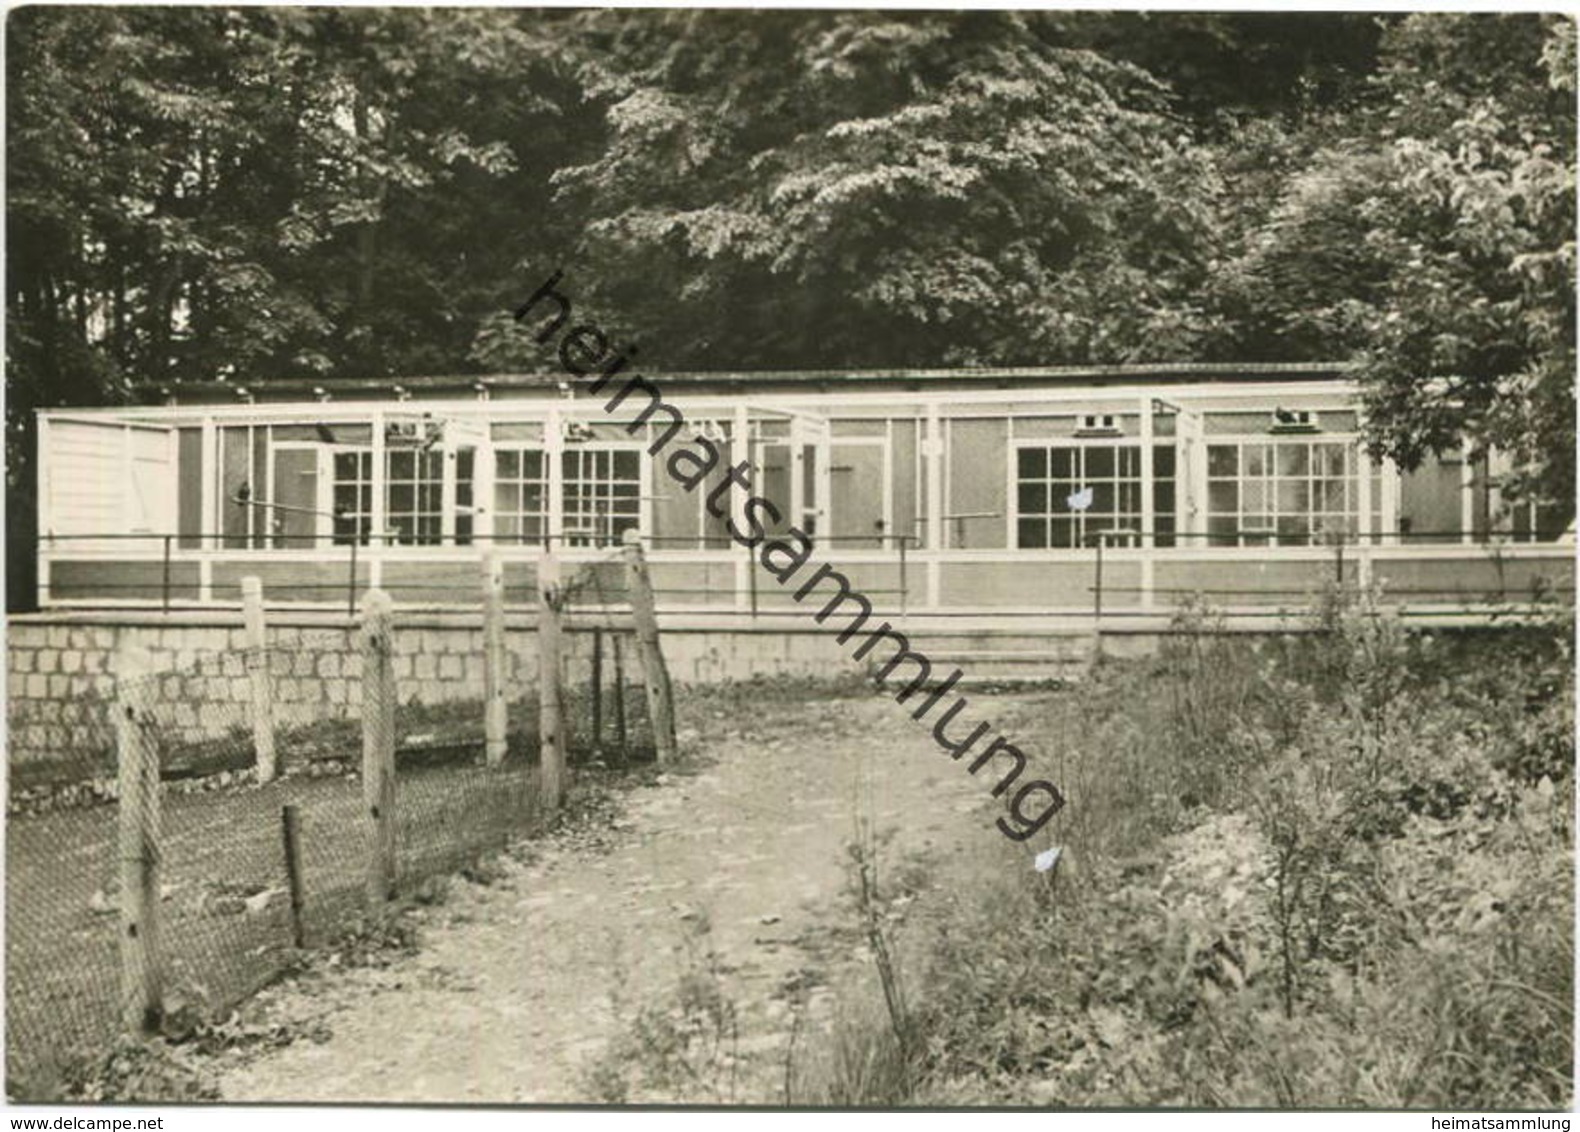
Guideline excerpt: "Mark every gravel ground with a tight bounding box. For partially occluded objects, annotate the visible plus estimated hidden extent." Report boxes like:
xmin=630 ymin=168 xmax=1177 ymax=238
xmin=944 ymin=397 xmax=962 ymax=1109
xmin=213 ymin=688 xmax=1042 ymax=1104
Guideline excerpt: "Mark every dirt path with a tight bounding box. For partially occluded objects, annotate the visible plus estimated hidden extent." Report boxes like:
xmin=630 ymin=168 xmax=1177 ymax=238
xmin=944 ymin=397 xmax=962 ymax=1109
xmin=216 ymin=690 xmax=1024 ymax=1103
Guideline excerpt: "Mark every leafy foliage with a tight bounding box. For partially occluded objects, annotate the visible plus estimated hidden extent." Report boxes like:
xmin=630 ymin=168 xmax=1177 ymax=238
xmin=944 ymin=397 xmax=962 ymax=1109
xmin=1221 ymin=15 xmax=1576 ymax=512
xmin=7 ymin=10 xmax=1574 ymax=607
xmin=784 ymin=603 xmax=1574 ymax=1108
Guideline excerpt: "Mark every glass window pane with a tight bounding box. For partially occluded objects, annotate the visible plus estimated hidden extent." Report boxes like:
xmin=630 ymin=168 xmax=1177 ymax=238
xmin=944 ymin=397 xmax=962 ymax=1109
xmin=1154 ymin=445 xmax=1176 ymax=477
xmin=1209 ymin=482 xmax=1238 ymax=514
xmin=1050 ymin=448 xmax=1073 ymax=479
xmin=1017 ymin=518 xmax=1047 ymax=548
xmin=1317 ymin=443 xmax=1349 ymax=476
xmin=1018 ymin=448 xmax=1046 ymax=478
xmin=1277 ymin=481 xmax=1309 ymax=513
xmin=1276 ymin=444 xmax=1309 ymax=477
xmin=1050 ymin=518 xmax=1076 ymax=548
xmin=1245 ymin=445 xmax=1269 ymax=477
xmin=1018 ymin=483 xmax=1047 ymax=515
xmin=1086 ymin=447 xmax=1115 ymax=478
xmin=1277 ymin=515 xmax=1311 ymax=540
xmin=1318 ymin=480 xmax=1350 ymax=512
xmin=1091 ymin=483 xmax=1115 ymax=513
xmin=1208 ymin=446 xmax=1238 ymax=477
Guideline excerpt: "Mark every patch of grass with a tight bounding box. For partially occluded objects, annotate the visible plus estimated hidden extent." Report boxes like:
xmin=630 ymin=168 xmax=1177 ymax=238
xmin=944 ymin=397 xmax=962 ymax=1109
xmin=582 ymin=911 xmax=742 ymax=1104
xmin=783 ymin=593 xmax=1575 ymax=1109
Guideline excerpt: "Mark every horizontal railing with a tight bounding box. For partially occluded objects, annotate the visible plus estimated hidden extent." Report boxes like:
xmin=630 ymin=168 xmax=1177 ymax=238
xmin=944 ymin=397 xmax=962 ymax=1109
xmin=35 ymin=525 xmax=1572 ymax=618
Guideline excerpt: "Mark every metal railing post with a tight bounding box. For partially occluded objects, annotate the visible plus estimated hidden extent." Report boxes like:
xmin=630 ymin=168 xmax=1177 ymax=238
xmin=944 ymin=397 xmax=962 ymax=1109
xmin=898 ymin=535 xmax=908 ymax=618
xmin=1094 ymin=532 xmax=1104 ymax=626
xmin=161 ymin=535 xmax=172 ymax=613
xmin=347 ymin=536 xmax=359 ymax=620
xmin=749 ymin=545 xmax=759 ymax=618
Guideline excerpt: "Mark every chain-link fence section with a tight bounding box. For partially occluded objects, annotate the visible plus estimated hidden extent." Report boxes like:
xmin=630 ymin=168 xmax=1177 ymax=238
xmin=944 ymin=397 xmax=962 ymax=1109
xmin=6 ymin=571 xmax=660 ymax=1099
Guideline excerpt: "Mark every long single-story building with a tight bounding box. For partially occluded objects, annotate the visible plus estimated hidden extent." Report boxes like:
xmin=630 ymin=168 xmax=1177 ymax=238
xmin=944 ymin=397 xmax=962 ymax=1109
xmin=32 ymin=362 xmax=1572 ymax=620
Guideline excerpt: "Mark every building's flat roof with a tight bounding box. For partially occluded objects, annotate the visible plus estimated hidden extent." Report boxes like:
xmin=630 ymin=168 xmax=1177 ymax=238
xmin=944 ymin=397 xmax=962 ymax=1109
xmin=144 ymin=361 xmax=1350 ymax=404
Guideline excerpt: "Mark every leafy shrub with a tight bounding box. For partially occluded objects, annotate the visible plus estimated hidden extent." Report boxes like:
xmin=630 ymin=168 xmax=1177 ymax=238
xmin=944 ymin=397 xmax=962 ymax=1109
xmin=791 ymin=593 xmax=1574 ymax=1108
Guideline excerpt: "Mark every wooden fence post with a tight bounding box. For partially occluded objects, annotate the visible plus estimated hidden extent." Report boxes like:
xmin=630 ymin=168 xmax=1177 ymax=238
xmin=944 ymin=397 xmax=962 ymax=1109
xmin=612 ymin=634 xmax=628 ymax=757
xmin=241 ymin=576 xmax=277 ymax=783
xmin=481 ymin=549 xmax=508 ymax=768
xmin=590 ymin=627 xmax=603 ymax=752
xmin=281 ymin=804 xmax=306 ymax=949
xmin=359 ymin=589 xmax=397 ymax=906
xmin=116 ymin=642 xmax=163 ymax=1036
xmin=622 ymin=529 xmax=677 ymax=763
xmin=538 ymin=552 xmax=565 ymax=812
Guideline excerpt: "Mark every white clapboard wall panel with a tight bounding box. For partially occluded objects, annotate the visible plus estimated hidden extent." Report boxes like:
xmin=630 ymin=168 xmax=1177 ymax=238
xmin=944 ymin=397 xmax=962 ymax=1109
xmin=45 ymin=420 xmax=176 ymax=549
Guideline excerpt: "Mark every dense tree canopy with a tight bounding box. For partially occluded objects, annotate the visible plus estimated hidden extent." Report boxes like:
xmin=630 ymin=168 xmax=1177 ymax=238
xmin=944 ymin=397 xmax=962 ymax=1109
xmin=7 ymin=9 xmax=1574 ymax=605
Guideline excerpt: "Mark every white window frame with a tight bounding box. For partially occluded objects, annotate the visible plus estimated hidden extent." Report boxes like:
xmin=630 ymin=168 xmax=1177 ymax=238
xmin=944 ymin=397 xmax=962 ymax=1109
xmin=558 ymin=440 xmax=647 ymax=548
xmin=325 ymin=445 xmax=375 ymax=547
xmin=491 ymin=444 xmax=552 ymax=546
xmin=1007 ymin=437 xmax=1172 ymax=551
xmin=1203 ymin=434 xmax=1371 ymax=548
xmin=382 ymin=445 xmax=446 ymax=547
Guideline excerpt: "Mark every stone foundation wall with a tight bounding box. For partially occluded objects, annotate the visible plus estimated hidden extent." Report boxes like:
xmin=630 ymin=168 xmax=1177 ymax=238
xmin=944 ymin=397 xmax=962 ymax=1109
xmin=5 ymin=613 xmax=869 ymax=782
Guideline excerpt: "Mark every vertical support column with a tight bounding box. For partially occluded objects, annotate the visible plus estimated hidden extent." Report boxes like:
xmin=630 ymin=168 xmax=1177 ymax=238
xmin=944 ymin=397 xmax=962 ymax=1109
xmin=545 ymin=406 xmax=564 ymax=550
xmin=475 ymin=440 xmax=497 ymax=547
xmin=1356 ymin=448 xmax=1375 ymax=587
xmin=369 ymin=410 xmax=387 ymax=594
xmin=359 ymin=589 xmax=397 ymax=907
xmin=1380 ymin=455 xmax=1401 ymax=548
xmin=116 ymin=643 xmax=162 ymax=1036
xmin=925 ymin=403 xmax=943 ymax=610
xmin=36 ymin=414 xmax=51 ymax=608
xmin=789 ymin=417 xmax=806 ymax=535
xmin=537 ymin=552 xmax=565 ymax=811
xmin=199 ymin=418 xmax=216 ymax=602
xmin=734 ymin=403 xmax=751 ymax=613
xmin=1138 ymin=394 xmax=1156 ymax=610
xmin=1460 ymin=442 xmax=1475 ymax=545
xmin=622 ymin=529 xmax=677 ymax=763
xmin=241 ymin=576 xmax=277 ymax=783
xmin=481 ymin=548 xmax=508 ymax=768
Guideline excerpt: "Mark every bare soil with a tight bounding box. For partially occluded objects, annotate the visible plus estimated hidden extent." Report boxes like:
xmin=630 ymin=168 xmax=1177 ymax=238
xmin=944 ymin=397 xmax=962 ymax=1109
xmin=213 ymin=688 xmax=1044 ymax=1103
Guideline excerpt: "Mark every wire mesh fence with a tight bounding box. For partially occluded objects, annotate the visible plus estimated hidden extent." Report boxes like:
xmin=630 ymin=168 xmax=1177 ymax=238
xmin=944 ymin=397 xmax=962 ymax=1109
xmin=5 ymin=576 xmax=658 ymax=1098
